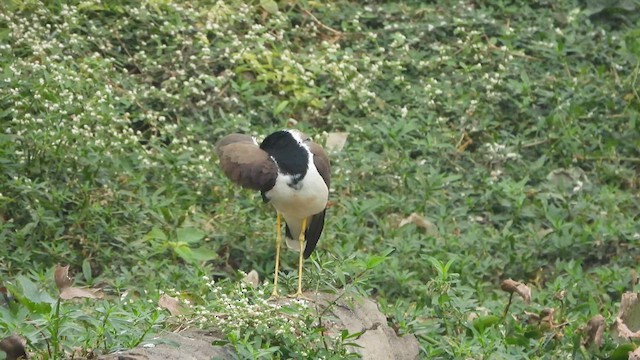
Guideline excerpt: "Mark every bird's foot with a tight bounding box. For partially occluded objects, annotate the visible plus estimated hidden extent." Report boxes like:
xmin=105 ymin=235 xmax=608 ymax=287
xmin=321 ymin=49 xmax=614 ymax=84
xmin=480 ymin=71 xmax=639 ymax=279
xmin=287 ymin=291 xmax=311 ymax=301
xmin=268 ymin=289 xmax=281 ymax=302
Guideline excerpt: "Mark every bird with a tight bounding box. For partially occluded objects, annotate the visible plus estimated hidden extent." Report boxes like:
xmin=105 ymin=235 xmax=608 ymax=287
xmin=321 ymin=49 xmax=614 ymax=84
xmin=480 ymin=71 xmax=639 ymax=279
xmin=215 ymin=129 xmax=330 ymax=298
xmin=0 ymin=335 xmax=27 ymax=360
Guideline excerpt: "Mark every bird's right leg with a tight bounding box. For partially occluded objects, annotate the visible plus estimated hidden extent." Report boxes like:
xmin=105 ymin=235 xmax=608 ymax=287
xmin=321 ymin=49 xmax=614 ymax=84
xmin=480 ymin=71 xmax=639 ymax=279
xmin=291 ymin=217 xmax=308 ymax=298
xmin=270 ymin=212 xmax=282 ymax=299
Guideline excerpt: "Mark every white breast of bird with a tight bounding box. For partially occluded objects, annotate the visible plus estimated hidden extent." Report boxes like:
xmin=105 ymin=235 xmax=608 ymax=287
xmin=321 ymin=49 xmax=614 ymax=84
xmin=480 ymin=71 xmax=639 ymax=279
xmin=265 ymin=161 xmax=328 ymax=250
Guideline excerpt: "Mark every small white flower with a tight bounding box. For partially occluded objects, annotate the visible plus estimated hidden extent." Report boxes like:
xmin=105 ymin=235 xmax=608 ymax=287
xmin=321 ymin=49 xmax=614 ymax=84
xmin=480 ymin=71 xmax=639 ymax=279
xmin=400 ymin=106 xmax=408 ymax=118
xmin=572 ymin=180 xmax=584 ymax=193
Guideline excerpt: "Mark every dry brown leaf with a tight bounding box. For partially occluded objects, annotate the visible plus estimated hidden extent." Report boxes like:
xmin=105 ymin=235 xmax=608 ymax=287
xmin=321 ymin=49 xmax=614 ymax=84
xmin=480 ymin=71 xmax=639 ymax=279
xmin=0 ymin=335 xmax=27 ymax=360
xmin=243 ymin=270 xmax=259 ymax=288
xmin=325 ymin=132 xmax=349 ymax=152
xmin=613 ymin=292 xmax=640 ymax=342
xmin=515 ymin=284 xmax=532 ymax=303
xmin=54 ymin=264 xmax=102 ymax=300
xmin=540 ymin=308 xmax=555 ymax=329
xmin=54 ymin=265 xmax=73 ymax=291
xmin=500 ymin=279 xmax=531 ymax=303
xmin=583 ymin=314 xmax=605 ymax=348
xmin=612 ymin=317 xmax=640 ymax=340
xmin=158 ymin=294 xmax=183 ymax=316
xmin=501 ymin=279 xmax=519 ymax=293
xmin=0 ymin=283 xmax=11 ymax=306
xmin=524 ymin=310 xmax=540 ymax=324
xmin=60 ymin=287 xmax=99 ymax=300
xmin=398 ymin=213 xmax=438 ymax=236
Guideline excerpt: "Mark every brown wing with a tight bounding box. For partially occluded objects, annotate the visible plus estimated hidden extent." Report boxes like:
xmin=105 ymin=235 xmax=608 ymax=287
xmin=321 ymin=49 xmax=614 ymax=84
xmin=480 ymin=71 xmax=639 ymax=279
xmin=309 ymin=141 xmax=330 ymax=189
xmin=215 ymin=134 xmax=277 ymax=191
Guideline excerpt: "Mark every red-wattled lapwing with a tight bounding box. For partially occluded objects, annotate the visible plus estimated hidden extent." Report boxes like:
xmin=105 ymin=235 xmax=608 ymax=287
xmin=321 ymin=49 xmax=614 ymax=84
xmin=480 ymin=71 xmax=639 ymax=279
xmin=215 ymin=130 xmax=330 ymax=298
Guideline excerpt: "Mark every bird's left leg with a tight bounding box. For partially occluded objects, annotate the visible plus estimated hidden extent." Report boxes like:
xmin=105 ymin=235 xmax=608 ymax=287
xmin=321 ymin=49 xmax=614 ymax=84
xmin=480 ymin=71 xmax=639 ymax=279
xmin=291 ymin=217 xmax=308 ymax=298
xmin=270 ymin=212 xmax=282 ymax=299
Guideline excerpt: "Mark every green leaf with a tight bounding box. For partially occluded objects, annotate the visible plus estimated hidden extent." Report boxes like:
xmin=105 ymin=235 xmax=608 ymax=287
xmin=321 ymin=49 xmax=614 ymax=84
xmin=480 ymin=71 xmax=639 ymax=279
xmin=13 ymin=276 xmax=56 ymax=313
xmin=171 ymin=242 xmax=217 ymax=264
xmin=520 ymin=71 xmax=530 ymax=86
xmin=145 ymin=226 xmax=167 ymax=241
xmin=211 ymin=339 xmax=229 ymax=346
xmin=260 ymin=0 xmax=279 ymax=14
xmin=16 ymin=276 xmax=55 ymax=305
xmin=341 ymin=329 xmax=365 ymax=340
xmin=274 ymin=100 xmax=289 ymax=116
xmin=472 ymin=315 xmax=501 ymax=333
xmin=610 ymin=343 xmax=637 ymax=360
xmin=625 ymin=29 xmax=640 ymax=59
xmin=176 ymin=227 xmax=205 ymax=243
xmin=189 ymin=246 xmax=218 ymax=262
xmin=82 ymin=259 xmax=93 ymax=283
xmin=365 ymin=255 xmax=387 ymax=269
xmin=0 ymin=28 xmax=10 ymax=42
xmin=173 ymin=243 xmax=196 ymax=263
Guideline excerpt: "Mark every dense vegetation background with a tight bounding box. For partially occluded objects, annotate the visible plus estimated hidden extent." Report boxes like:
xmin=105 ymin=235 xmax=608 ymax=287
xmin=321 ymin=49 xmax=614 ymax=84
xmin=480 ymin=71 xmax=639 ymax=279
xmin=1 ymin=0 xmax=639 ymax=358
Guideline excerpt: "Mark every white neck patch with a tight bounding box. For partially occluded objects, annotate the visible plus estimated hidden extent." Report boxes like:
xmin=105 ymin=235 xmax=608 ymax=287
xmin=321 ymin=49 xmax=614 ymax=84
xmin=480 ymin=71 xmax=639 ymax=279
xmin=286 ymin=129 xmax=311 ymax=151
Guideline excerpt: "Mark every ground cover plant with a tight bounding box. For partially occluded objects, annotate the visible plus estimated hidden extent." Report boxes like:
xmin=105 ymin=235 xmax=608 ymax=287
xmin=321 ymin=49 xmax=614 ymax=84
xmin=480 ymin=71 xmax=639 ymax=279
xmin=1 ymin=0 xmax=639 ymax=358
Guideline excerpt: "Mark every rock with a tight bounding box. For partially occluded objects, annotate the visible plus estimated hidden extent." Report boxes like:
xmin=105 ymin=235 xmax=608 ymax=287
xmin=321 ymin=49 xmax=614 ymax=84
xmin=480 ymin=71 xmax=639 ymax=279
xmin=99 ymin=293 xmax=419 ymax=360
xmin=99 ymin=330 xmax=235 ymax=360
xmin=314 ymin=293 xmax=419 ymax=360
xmin=612 ymin=292 xmax=640 ymax=341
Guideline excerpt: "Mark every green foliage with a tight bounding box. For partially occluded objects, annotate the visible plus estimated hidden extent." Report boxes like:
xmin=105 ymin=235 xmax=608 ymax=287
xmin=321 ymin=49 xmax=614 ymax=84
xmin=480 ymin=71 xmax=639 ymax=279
xmin=145 ymin=226 xmax=217 ymax=264
xmin=1 ymin=267 xmax=165 ymax=357
xmin=194 ymin=278 xmax=360 ymax=360
xmin=1 ymin=0 xmax=640 ymax=358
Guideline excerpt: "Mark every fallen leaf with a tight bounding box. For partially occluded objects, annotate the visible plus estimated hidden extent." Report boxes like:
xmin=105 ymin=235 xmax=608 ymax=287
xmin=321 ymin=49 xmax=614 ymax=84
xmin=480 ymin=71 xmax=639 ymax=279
xmin=583 ymin=314 xmax=605 ymax=348
xmin=630 ymin=347 xmax=640 ymax=360
xmin=0 ymin=335 xmax=27 ymax=360
xmin=612 ymin=318 xmax=640 ymax=340
xmin=158 ymin=294 xmax=183 ymax=316
xmin=325 ymin=132 xmax=349 ymax=152
xmin=398 ymin=213 xmax=438 ymax=236
xmin=540 ymin=308 xmax=555 ymax=329
xmin=0 ymin=283 xmax=12 ymax=306
xmin=524 ymin=310 xmax=540 ymax=323
xmin=243 ymin=270 xmax=259 ymax=288
xmin=500 ymin=279 xmax=532 ymax=303
xmin=613 ymin=292 xmax=640 ymax=342
xmin=54 ymin=264 xmax=102 ymax=300
xmin=60 ymin=287 xmax=99 ymax=300
xmin=54 ymin=265 xmax=73 ymax=291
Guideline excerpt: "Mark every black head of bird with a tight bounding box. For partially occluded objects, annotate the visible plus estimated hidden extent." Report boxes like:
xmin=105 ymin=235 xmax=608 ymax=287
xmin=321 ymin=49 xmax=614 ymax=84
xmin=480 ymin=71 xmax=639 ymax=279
xmin=216 ymin=129 xmax=330 ymax=298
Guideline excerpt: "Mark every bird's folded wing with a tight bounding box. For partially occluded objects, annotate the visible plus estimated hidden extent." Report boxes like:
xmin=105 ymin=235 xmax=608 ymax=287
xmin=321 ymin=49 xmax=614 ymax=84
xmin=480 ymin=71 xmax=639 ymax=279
xmin=216 ymin=135 xmax=278 ymax=191
xmin=215 ymin=133 xmax=257 ymax=152
xmin=309 ymin=142 xmax=331 ymax=189
xmin=304 ymin=209 xmax=326 ymax=259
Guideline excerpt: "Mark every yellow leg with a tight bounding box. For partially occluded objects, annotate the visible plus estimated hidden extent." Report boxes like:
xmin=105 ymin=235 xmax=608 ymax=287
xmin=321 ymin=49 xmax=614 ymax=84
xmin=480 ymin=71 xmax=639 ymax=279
xmin=293 ymin=217 xmax=308 ymax=298
xmin=270 ymin=213 xmax=282 ymax=299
